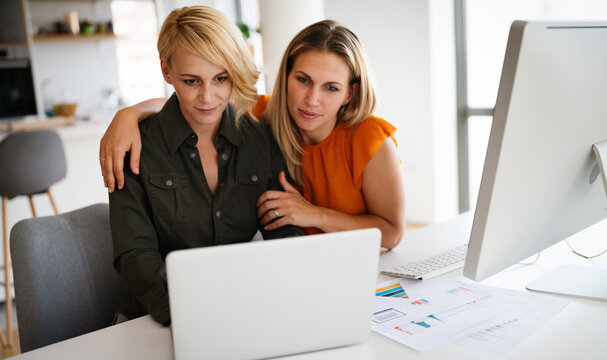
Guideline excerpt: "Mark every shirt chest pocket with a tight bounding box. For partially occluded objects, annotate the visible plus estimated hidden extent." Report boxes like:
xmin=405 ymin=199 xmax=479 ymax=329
xmin=235 ymin=168 xmax=273 ymax=208
xmin=237 ymin=168 xmax=272 ymax=186
xmin=148 ymin=173 xmax=190 ymax=220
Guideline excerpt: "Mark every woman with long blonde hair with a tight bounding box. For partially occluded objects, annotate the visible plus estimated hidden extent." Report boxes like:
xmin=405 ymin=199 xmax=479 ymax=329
xmin=256 ymin=20 xmax=405 ymax=248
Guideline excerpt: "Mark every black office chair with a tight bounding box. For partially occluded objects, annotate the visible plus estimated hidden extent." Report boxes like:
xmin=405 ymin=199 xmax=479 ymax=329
xmin=0 ymin=129 xmax=67 ymax=347
xmin=10 ymin=204 xmax=122 ymax=352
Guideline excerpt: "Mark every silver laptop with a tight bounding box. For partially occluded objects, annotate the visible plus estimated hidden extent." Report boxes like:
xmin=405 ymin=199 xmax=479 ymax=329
xmin=166 ymin=228 xmax=381 ymax=360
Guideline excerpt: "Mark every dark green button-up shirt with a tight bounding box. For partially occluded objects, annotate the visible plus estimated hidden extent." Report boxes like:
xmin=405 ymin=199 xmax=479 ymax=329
xmin=109 ymin=94 xmax=302 ymax=325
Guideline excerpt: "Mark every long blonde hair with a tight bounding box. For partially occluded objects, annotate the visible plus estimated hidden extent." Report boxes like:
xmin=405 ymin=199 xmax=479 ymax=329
xmin=157 ymin=6 xmax=259 ymax=123
xmin=264 ymin=20 xmax=377 ymax=186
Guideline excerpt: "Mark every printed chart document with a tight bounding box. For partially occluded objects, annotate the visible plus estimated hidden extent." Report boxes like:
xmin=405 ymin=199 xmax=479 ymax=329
xmin=373 ymin=278 xmax=568 ymax=353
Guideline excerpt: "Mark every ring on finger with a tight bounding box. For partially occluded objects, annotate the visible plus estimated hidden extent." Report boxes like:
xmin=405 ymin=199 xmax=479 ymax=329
xmin=99 ymin=156 xmax=106 ymax=161
xmin=274 ymin=209 xmax=279 ymax=218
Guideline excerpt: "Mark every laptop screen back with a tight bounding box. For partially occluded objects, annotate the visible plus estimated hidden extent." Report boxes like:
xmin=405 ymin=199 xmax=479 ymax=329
xmin=166 ymin=228 xmax=381 ymax=360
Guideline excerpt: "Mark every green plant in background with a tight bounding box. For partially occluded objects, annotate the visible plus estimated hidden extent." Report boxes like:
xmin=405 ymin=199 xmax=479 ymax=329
xmin=237 ymin=23 xmax=260 ymax=39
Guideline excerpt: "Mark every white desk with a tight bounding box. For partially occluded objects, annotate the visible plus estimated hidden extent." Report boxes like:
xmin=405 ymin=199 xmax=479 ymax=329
xmin=9 ymin=213 xmax=607 ymax=359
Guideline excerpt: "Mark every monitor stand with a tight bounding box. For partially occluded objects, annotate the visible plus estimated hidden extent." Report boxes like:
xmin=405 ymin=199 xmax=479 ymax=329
xmin=526 ymin=265 xmax=607 ymax=302
xmin=526 ymin=140 xmax=607 ymax=302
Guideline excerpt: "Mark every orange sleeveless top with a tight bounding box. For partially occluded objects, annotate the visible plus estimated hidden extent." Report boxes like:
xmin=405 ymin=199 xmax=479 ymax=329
xmin=252 ymin=95 xmax=397 ymax=234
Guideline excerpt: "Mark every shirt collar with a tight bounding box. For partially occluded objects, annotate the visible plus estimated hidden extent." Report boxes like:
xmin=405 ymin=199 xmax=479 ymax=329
xmin=158 ymin=94 xmax=244 ymax=155
xmin=217 ymin=102 xmax=244 ymax=147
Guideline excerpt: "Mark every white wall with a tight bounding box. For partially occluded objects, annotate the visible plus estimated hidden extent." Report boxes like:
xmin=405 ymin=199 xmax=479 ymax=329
xmin=428 ymin=0 xmax=459 ymax=222
xmin=323 ymin=0 xmax=458 ymax=224
xmin=258 ymin=0 xmax=324 ymax=93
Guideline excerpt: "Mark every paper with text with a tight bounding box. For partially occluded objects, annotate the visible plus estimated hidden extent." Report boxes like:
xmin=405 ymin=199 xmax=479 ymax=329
xmin=372 ymin=278 xmax=568 ymax=353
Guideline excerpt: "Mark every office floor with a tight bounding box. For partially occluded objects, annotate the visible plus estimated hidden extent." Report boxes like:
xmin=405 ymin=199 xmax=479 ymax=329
xmin=0 ymin=301 xmax=20 ymax=358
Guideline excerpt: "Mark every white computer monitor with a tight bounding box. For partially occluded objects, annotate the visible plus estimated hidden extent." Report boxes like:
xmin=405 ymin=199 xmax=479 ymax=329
xmin=463 ymin=21 xmax=607 ymax=300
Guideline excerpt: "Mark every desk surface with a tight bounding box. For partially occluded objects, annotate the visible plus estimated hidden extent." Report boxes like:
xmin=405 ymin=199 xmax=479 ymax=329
xmin=10 ymin=213 xmax=607 ymax=360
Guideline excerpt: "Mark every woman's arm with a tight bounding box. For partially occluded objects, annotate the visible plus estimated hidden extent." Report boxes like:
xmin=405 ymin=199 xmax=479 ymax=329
xmin=257 ymin=138 xmax=406 ymax=249
xmin=99 ymin=98 xmax=167 ymax=192
xmin=110 ymin=154 xmax=170 ymax=325
xmin=259 ymin=132 xmax=304 ymax=239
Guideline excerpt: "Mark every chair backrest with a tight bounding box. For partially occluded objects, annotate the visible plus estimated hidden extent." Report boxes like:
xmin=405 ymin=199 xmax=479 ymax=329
xmin=0 ymin=129 xmax=67 ymax=198
xmin=10 ymin=203 xmax=122 ymax=352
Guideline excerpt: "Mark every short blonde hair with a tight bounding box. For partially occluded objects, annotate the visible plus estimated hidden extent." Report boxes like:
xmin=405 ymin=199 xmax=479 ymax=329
xmin=264 ymin=20 xmax=377 ymax=186
xmin=157 ymin=6 xmax=259 ymax=123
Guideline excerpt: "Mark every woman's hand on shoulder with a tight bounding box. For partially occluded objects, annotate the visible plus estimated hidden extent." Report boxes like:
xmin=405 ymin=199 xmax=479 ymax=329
xmin=99 ymin=98 xmax=167 ymax=192
xmin=257 ymin=172 xmax=321 ymax=230
xmin=100 ymin=106 xmax=143 ymax=192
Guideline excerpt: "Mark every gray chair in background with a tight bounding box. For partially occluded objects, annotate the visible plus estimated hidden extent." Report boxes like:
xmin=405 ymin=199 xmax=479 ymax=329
xmin=10 ymin=203 xmax=122 ymax=352
xmin=0 ymin=129 xmax=67 ymax=347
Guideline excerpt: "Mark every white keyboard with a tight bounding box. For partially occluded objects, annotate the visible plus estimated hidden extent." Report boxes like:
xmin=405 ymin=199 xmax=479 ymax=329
xmin=381 ymin=244 xmax=468 ymax=280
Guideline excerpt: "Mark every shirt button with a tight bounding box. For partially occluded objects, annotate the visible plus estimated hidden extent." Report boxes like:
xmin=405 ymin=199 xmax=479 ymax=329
xmin=251 ymin=175 xmax=258 ymax=182
xmin=165 ymin=179 xmax=173 ymax=187
xmin=189 ymin=152 xmax=196 ymax=158
xmin=221 ymin=153 xmax=228 ymax=161
xmin=215 ymin=210 xmax=221 ymax=218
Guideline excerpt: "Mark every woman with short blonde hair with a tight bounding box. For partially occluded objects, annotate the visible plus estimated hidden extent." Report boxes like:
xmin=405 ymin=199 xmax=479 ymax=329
xmin=157 ymin=6 xmax=259 ymax=123
xmin=109 ymin=6 xmax=301 ymax=326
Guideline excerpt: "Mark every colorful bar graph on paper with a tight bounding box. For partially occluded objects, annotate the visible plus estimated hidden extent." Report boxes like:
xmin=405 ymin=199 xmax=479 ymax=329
xmin=428 ymin=314 xmax=442 ymax=322
xmin=376 ymin=283 xmax=409 ymax=299
xmin=410 ymin=298 xmax=430 ymax=305
xmin=412 ymin=320 xmax=431 ymax=328
xmin=446 ymin=287 xmax=473 ymax=296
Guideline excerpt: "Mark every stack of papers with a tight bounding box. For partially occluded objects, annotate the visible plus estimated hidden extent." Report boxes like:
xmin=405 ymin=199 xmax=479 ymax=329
xmin=373 ymin=278 xmax=568 ymax=354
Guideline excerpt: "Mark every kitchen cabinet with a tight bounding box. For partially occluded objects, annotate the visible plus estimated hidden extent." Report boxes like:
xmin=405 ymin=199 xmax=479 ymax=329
xmin=0 ymin=0 xmax=28 ymax=46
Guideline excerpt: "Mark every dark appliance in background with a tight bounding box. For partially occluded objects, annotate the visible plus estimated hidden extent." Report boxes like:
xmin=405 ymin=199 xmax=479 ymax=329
xmin=0 ymin=58 xmax=38 ymax=120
